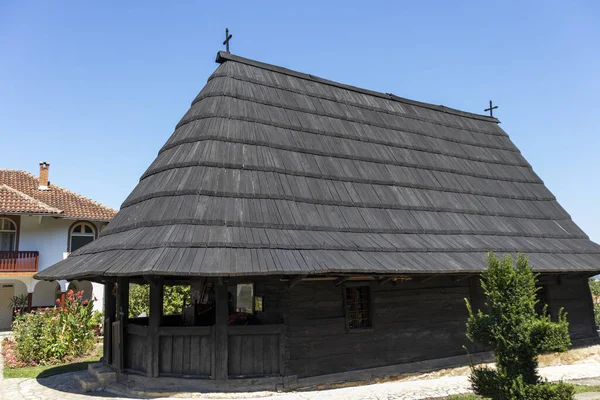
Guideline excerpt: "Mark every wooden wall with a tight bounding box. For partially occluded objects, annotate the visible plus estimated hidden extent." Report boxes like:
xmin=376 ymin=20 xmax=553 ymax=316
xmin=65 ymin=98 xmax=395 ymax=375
xmin=283 ymin=274 xmax=598 ymax=378
xmin=228 ymin=325 xmax=283 ymax=377
xmin=158 ymin=328 xmax=212 ymax=377
xmin=125 ymin=325 xmax=148 ymax=374
xmin=284 ymin=277 xmax=472 ymax=378
xmin=109 ymin=274 xmax=597 ymax=381
xmin=228 ymin=277 xmax=284 ymax=325
xmin=541 ymin=275 xmax=597 ymax=340
xmin=226 ymin=277 xmax=285 ymax=378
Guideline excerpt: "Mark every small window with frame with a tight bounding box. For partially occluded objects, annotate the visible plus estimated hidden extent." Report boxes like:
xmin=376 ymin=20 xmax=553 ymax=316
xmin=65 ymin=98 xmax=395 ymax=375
xmin=0 ymin=218 xmax=17 ymax=251
xmin=344 ymin=284 xmax=372 ymax=330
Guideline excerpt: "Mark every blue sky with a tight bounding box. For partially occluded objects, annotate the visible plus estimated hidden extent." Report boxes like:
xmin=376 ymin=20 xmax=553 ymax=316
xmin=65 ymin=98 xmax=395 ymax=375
xmin=1 ymin=1 xmax=599 ymax=242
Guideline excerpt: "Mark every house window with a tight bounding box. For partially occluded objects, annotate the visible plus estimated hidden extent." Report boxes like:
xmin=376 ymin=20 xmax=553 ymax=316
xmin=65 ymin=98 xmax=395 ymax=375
xmin=0 ymin=218 xmax=17 ymax=251
xmin=344 ymin=285 xmax=372 ymax=329
xmin=69 ymin=222 xmax=96 ymax=252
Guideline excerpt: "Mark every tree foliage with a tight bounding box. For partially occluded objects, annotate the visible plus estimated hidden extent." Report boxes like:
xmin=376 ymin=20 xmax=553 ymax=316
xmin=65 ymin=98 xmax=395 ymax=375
xmin=128 ymin=284 xmax=190 ymax=318
xmin=465 ymin=253 xmax=574 ymax=399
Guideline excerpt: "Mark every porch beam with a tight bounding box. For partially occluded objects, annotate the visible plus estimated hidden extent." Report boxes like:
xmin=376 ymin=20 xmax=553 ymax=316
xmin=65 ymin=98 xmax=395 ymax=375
xmin=288 ymin=274 xmax=308 ymax=288
xmin=416 ymin=275 xmax=437 ymax=284
xmin=451 ymin=275 xmax=473 ymax=282
xmin=334 ymin=276 xmax=351 ymax=286
xmin=379 ymin=277 xmax=394 ymax=285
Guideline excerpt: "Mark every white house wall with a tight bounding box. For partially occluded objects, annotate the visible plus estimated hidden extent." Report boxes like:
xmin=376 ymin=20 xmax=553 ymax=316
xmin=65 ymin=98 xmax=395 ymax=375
xmin=32 ymin=280 xmax=58 ymax=307
xmin=8 ymin=215 xmax=109 ymax=311
xmin=20 ymin=215 xmax=72 ymax=271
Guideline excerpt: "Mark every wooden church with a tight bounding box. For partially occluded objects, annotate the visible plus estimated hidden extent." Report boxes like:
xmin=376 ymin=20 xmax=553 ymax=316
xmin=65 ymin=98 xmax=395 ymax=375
xmin=37 ymin=51 xmax=600 ymax=391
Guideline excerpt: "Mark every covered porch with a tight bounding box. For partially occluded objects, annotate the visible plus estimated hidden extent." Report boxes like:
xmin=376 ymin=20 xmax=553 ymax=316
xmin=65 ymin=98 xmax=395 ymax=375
xmin=103 ymin=276 xmax=285 ymax=389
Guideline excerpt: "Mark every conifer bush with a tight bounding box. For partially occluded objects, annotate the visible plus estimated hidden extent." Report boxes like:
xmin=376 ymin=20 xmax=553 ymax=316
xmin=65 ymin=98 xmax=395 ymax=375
xmin=465 ymin=253 xmax=574 ymax=400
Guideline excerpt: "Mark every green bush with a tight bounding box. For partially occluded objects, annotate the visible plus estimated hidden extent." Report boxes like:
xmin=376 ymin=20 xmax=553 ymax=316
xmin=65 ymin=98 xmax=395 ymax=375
xmin=470 ymin=368 xmax=575 ymax=399
xmin=465 ymin=253 xmax=574 ymax=399
xmin=7 ymin=290 xmax=96 ymax=367
xmin=524 ymin=381 xmax=576 ymax=400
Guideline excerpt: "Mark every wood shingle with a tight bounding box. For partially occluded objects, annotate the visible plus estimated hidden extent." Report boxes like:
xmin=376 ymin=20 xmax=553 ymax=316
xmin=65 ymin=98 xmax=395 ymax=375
xmin=36 ymin=52 xmax=600 ymax=281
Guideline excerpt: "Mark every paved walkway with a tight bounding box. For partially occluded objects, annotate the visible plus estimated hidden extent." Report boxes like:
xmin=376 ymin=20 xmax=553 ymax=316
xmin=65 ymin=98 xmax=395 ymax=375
xmin=1 ymin=330 xmax=599 ymax=400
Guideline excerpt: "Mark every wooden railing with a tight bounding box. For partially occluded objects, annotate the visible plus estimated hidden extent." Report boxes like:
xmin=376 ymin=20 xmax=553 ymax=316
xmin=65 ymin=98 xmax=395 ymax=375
xmin=228 ymin=325 xmax=284 ymax=378
xmin=158 ymin=326 xmax=213 ymax=378
xmin=0 ymin=251 xmax=39 ymax=272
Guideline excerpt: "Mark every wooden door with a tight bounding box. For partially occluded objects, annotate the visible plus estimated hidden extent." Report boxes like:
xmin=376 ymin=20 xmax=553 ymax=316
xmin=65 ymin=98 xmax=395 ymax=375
xmin=0 ymin=286 xmax=13 ymax=330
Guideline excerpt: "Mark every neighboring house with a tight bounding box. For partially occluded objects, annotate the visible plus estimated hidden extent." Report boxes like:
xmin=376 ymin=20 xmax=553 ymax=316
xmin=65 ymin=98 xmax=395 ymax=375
xmin=0 ymin=162 xmax=117 ymax=329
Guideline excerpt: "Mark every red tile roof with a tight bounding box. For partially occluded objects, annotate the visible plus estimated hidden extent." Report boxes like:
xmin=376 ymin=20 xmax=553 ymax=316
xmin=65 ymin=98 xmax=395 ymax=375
xmin=0 ymin=170 xmax=117 ymax=221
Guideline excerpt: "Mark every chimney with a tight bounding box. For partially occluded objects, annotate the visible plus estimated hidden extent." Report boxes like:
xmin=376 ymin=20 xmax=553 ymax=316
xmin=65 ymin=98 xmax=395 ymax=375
xmin=38 ymin=162 xmax=50 ymax=190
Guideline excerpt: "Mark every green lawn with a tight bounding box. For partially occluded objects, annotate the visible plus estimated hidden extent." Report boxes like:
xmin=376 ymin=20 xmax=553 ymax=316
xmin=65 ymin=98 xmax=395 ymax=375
xmin=3 ymin=345 xmax=103 ymax=379
xmin=445 ymin=384 xmax=600 ymax=399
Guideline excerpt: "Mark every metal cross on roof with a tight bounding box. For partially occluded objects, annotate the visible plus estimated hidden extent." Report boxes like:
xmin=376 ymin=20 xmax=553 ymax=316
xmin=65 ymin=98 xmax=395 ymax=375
xmin=223 ymin=28 xmax=233 ymax=53
xmin=484 ymin=100 xmax=498 ymax=117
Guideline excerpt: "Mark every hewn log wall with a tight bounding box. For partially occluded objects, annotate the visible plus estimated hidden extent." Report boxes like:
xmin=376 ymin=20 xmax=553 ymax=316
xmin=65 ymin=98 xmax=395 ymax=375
xmin=542 ymin=275 xmax=597 ymax=340
xmin=284 ymin=277 xmax=472 ymax=378
xmin=228 ymin=325 xmax=284 ymax=377
xmin=125 ymin=324 xmax=148 ymax=374
xmin=158 ymin=327 xmax=213 ymax=377
xmin=104 ymin=274 xmax=597 ymax=383
xmin=283 ymin=274 xmax=598 ymax=378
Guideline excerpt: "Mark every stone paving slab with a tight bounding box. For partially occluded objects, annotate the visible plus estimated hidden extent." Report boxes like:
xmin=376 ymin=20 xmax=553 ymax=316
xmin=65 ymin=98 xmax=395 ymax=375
xmin=1 ymin=331 xmax=600 ymax=400
xmin=575 ymin=394 xmax=600 ymax=400
xmin=3 ymin=364 xmax=600 ymax=400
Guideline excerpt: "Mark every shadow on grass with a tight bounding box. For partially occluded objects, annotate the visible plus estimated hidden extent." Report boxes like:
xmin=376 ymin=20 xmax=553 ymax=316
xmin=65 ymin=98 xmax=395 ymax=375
xmin=4 ymin=358 xmax=100 ymax=379
xmin=37 ymin=360 xmax=97 ymax=378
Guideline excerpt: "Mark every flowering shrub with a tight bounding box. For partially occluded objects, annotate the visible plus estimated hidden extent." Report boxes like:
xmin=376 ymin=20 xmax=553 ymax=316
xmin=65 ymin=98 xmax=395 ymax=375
xmin=2 ymin=290 xmax=97 ymax=368
xmin=1 ymin=337 xmax=29 ymax=368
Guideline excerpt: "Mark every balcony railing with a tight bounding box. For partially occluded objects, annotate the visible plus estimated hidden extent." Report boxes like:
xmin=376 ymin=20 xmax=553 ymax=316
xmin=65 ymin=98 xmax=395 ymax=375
xmin=0 ymin=251 xmax=39 ymax=272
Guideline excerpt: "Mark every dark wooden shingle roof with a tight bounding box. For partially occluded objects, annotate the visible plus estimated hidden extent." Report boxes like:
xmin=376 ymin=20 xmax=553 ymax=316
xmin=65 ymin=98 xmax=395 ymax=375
xmin=36 ymin=52 xmax=600 ymax=280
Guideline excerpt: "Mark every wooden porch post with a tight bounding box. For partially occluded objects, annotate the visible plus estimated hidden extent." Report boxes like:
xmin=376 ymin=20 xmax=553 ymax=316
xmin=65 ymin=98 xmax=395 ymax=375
xmin=103 ymin=281 xmax=116 ymax=365
xmin=148 ymin=279 xmax=163 ymax=377
xmin=59 ymin=291 xmax=66 ymax=308
xmin=26 ymin=292 xmax=32 ymax=313
xmin=214 ymin=279 xmax=228 ymax=380
xmin=117 ymin=277 xmax=129 ymax=372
